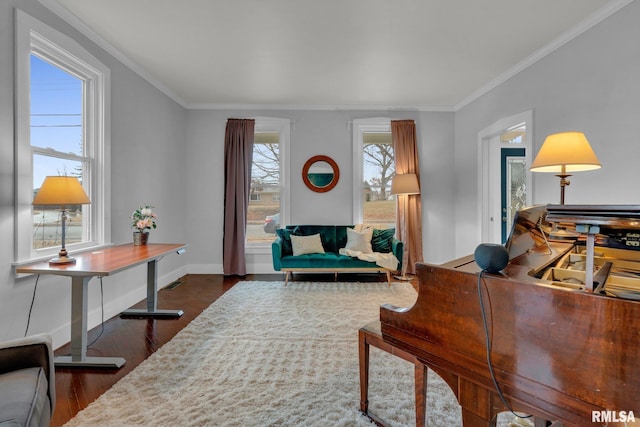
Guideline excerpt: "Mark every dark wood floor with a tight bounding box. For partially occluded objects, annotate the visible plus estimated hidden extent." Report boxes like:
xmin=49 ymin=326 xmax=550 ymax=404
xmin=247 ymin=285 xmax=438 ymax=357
xmin=52 ymin=272 xmax=403 ymax=426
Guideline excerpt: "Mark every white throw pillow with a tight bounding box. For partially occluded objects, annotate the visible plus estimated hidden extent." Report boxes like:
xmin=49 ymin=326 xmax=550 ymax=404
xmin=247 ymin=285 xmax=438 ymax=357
xmin=291 ymin=234 xmax=325 ymax=256
xmin=344 ymin=227 xmax=373 ymax=254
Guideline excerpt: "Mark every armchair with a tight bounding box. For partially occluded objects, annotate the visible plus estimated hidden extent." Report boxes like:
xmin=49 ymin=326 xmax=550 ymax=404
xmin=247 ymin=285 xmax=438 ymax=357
xmin=0 ymin=334 xmax=55 ymax=427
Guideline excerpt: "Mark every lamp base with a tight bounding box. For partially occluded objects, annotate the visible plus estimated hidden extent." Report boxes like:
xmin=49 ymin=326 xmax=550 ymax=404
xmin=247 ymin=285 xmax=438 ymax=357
xmin=49 ymin=255 xmax=76 ymax=265
xmin=394 ymin=274 xmax=413 ymax=281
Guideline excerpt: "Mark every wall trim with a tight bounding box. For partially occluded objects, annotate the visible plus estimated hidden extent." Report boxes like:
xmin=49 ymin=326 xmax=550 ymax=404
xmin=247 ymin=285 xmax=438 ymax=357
xmin=40 ymin=0 xmax=633 ymax=112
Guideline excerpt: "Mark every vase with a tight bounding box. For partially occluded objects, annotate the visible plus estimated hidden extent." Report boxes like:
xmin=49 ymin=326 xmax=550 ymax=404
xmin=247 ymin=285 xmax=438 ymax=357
xmin=133 ymin=231 xmax=149 ymax=246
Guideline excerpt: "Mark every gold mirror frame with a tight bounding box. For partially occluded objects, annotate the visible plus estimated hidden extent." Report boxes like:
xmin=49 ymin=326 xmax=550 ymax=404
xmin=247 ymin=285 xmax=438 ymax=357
xmin=302 ymin=155 xmax=340 ymax=193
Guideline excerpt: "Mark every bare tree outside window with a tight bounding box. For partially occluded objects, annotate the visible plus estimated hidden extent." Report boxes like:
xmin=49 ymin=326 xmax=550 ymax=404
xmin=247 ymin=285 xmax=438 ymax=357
xmin=247 ymin=132 xmax=280 ymax=243
xmin=362 ymin=132 xmax=395 ymax=228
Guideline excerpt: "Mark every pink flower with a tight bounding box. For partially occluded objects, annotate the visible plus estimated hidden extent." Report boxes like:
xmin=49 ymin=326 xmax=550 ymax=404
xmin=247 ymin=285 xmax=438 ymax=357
xmin=131 ymin=205 xmax=158 ymax=231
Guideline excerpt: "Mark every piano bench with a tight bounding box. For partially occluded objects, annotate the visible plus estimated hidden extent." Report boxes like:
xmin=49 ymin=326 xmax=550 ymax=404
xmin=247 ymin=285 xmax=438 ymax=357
xmin=358 ymin=320 xmax=427 ymax=427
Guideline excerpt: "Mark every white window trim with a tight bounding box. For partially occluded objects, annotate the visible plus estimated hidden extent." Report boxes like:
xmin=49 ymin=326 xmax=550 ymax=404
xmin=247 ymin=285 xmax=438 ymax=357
xmin=246 ymin=117 xmax=290 ymax=253
xmin=351 ymin=118 xmax=391 ymax=224
xmin=14 ymin=10 xmax=111 ymax=266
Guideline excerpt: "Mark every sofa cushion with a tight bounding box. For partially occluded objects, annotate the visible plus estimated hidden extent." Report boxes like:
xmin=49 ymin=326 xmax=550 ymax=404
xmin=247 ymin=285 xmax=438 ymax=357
xmin=344 ymin=227 xmax=373 ymax=253
xmin=275 ymin=229 xmax=293 ymax=256
xmin=0 ymin=367 xmax=50 ymax=427
xmin=280 ymin=253 xmax=340 ymax=269
xmin=336 ymin=254 xmax=384 ymax=269
xmin=372 ymin=228 xmax=395 ymax=253
xmin=291 ymin=234 xmax=325 ymax=256
xmin=287 ymin=225 xmax=338 ymax=252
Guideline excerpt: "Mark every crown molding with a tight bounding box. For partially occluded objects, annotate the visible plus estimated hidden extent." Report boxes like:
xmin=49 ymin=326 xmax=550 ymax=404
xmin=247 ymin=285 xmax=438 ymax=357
xmin=186 ymin=103 xmax=454 ymax=112
xmin=454 ymin=0 xmax=634 ymax=112
xmin=41 ymin=0 xmax=633 ymax=113
xmin=38 ymin=0 xmax=189 ymax=108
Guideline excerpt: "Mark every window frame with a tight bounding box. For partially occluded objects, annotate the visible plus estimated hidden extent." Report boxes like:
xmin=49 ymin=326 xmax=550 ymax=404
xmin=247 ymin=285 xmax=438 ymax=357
xmin=245 ymin=117 xmax=290 ymax=252
xmin=14 ymin=10 xmax=111 ymax=265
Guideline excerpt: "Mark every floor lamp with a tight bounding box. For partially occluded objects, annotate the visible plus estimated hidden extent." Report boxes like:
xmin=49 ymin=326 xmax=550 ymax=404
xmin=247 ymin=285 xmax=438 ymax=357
xmin=32 ymin=176 xmax=91 ymax=264
xmin=391 ymin=173 xmax=420 ymax=281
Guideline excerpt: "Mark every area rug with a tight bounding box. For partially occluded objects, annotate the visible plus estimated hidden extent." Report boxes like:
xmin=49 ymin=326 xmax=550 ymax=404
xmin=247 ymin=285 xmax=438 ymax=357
xmin=63 ymin=281 xmax=517 ymax=427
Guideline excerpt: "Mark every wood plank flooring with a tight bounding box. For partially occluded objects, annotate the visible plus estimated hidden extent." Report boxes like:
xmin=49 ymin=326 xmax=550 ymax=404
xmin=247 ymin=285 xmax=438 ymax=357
xmin=52 ymin=272 xmax=400 ymax=426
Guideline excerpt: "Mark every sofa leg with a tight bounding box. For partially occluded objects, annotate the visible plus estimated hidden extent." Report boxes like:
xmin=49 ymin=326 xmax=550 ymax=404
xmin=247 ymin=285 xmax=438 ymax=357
xmin=285 ymin=271 xmax=290 ymax=286
xmin=335 ymin=272 xmax=338 ymax=282
xmin=386 ymin=271 xmax=391 ymax=286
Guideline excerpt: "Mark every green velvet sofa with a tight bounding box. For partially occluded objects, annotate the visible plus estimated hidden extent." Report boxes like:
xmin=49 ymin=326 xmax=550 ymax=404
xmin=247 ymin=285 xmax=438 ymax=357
xmin=271 ymin=225 xmax=403 ymax=285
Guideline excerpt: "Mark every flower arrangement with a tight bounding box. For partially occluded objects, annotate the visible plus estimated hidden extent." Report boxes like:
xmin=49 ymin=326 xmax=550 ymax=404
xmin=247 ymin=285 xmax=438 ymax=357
xmin=131 ymin=205 xmax=157 ymax=233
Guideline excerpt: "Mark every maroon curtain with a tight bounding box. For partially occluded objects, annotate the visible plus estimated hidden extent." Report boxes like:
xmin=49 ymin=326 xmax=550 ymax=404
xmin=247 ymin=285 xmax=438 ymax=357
xmin=223 ymin=119 xmax=255 ymax=275
xmin=391 ymin=120 xmax=423 ymax=275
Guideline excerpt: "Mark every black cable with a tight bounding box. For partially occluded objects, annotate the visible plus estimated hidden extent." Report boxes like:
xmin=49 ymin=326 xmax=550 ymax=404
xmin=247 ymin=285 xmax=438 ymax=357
xmin=24 ymin=274 xmax=40 ymax=337
xmin=477 ymin=270 xmax=532 ymax=420
xmin=87 ymin=276 xmax=105 ymax=348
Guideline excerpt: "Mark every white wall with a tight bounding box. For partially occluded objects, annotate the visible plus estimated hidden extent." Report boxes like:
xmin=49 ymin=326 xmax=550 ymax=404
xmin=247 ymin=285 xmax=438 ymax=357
xmin=0 ymin=0 xmax=188 ymax=345
xmin=184 ymin=109 xmax=456 ymax=273
xmin=453 ymin=1 xmax=640 ymax=258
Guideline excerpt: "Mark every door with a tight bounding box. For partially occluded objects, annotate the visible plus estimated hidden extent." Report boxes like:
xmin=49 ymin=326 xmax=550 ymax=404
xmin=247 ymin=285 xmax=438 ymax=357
xmin=501 ymin=148 xmax=526 ymax=243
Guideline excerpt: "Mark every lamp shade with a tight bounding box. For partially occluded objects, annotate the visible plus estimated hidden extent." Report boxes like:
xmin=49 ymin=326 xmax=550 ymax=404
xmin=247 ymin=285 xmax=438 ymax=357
xmin=32 ymin=176 xmax=91 ymax=206
xmin=530 ymin=131 xmax=601 ymax=173
xmin=390 ymin=173 xmax=420 ymax=195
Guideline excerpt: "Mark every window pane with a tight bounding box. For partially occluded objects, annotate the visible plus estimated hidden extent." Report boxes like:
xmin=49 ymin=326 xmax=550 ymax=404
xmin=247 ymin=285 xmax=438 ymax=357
xmin=362 ymin=133 xmax=395 ymax=229
xmin=30 ymin=55 xmax=83 ymax=155
xmin=248 ymin=133 xmax=280 ymax=243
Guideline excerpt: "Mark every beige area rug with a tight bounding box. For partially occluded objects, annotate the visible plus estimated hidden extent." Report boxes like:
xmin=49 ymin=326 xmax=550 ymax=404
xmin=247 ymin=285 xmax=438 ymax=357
xmin=64 ymin=281 xmax=520 ymax=427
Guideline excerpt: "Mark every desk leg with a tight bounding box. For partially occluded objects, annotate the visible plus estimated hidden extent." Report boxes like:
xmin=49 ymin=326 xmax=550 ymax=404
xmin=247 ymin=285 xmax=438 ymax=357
xmin=55 ymin=276 xmax=126 ymax=368
xmin=121 ymin=259 xmax=183 ymax=318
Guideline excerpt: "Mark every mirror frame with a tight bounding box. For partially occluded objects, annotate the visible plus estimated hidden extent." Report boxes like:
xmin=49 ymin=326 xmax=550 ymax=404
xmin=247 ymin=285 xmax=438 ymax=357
xmin=302 ymin=155 xmax=340 ymax=193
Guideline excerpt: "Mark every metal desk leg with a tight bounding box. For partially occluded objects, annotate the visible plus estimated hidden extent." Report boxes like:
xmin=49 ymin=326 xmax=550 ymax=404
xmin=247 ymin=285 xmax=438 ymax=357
xmin=121 ymin=259 xmax=183 ymax=318
xmin=55 ymin=276 xmax=126 ymax=368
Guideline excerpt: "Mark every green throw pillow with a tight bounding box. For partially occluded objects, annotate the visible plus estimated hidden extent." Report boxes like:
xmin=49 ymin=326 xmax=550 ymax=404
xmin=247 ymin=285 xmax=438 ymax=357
xmin=275 ymin=228 xmax=293 ymax=256
xmin=371 ymin=228 xmax=395 ymax=253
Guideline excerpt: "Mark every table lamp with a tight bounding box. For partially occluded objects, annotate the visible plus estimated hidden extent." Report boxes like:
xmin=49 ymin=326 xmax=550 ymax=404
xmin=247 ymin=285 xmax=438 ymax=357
xmin=530 ymin=131 xmax=601 ymax=204
xmin=32 ymin=176 xmax=91 ymax=264
xmin=390 ymin=173 xmax=420 ymax=280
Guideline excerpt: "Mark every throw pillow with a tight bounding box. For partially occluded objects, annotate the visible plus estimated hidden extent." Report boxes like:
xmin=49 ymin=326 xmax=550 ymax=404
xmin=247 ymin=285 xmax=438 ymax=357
xmin=372 ymin=228 xmax=395 ymax=253
xmin=291 ymin=233 xmax=325 ymax=256
xmin=344 ymin=227 xmax=373 ymax=254
xmin=275 ymin=228 xmax=293 ymax=256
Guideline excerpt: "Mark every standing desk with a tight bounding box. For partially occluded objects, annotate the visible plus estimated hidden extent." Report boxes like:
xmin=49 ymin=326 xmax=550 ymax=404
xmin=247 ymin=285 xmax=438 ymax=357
xmin=16 ymin=243 xmax=186 ymax=368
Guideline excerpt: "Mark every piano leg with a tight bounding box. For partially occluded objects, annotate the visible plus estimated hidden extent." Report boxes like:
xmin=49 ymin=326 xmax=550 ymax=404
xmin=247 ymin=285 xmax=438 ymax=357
xmin=458 ymin=379 xmax=500 ymax=426
xmin=414 ymin=362 xmax=427 ymax=427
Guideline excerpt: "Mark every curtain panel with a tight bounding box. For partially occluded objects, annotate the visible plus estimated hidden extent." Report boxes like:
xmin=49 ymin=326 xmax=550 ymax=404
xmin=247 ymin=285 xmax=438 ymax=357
xmin=391 ymin=119 xmax=423 ymax=275
xmin=223 ymin=118 xmax=255 ymax=275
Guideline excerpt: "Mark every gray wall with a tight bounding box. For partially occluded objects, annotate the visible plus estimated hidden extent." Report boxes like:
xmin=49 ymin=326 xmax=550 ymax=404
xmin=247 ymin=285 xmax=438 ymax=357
xmin=0 ymin=0 xmax=188 ymax=345
xmin=453 ymin=1 xmax=640 ymax=257
xmin=184 ymin=109 xmax=455 ymax=273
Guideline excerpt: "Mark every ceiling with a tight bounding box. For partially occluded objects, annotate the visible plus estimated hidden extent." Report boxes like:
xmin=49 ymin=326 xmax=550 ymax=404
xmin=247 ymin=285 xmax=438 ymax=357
xmin=47 ymin=0 xmax=623 ymax=110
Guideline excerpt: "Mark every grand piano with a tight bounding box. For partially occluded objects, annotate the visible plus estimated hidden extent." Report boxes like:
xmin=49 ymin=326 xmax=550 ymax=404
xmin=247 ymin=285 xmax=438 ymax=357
xmin=380 ymin=205 xmax=640 ymax=426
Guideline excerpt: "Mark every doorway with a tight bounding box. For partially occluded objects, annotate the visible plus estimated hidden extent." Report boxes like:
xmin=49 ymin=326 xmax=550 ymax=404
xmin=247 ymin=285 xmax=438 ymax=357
xmin=478 ymin=111 xmax=533 ymax=244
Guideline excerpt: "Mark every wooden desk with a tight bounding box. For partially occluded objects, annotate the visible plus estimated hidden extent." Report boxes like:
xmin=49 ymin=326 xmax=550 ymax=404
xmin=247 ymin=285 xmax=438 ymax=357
xmin=16 ymin=243 xmax=186 ymax=368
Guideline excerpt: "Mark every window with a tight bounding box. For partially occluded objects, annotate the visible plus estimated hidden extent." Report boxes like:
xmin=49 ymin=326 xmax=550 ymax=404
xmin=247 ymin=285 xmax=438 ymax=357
xmin=246 ymin=118 xmax=289 ymax=247
xmin=352 ymin=119 xmax=396 ymax=229
xmin=15 ymin=11 xmax=110 ymax=264
xmin=30 ymin=56 xmax=87 ymax=249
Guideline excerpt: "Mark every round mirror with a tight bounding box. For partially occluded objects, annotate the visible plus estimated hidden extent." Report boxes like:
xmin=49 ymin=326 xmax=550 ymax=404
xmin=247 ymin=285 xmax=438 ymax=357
xmin=302 ymin=155 xmax=340 ymax=193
